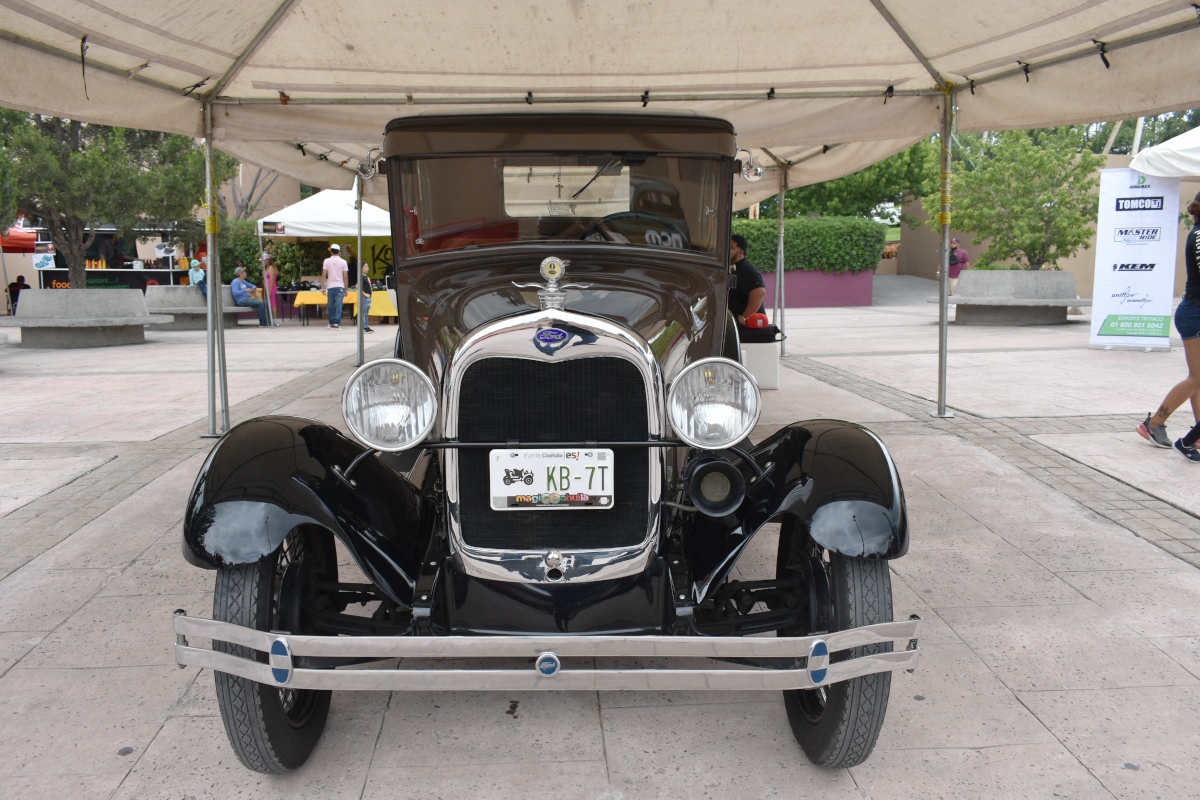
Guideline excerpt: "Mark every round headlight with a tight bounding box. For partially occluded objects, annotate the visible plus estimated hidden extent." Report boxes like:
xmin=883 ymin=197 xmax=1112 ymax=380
xmin=342 ymin=359 xmax=438 ymax=452
xmin=667 ymin=358 xmax=761 ymax=450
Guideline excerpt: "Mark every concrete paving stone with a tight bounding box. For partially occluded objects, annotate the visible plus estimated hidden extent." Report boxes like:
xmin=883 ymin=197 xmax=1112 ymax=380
xmin=849 ymin=743 xmax=1112 ymax=800
xmin=0 ymin=631 xmax=44 ymax=676
xmin=0 ymin=665 xmax=196 ymax=776
xmin=1156 ymin=540 xmax=1198 ymax=555
xmin=890 ymin=572 xmax=962 ymax=645
xmin=1148 ymin=637 xmax=1200 ymax=682
xmin=0 ymin=772 xmax=126 ymax=800
xmin=992 ymin=521 xmax=1184 ymax=573
xmin=600 ymin=700 xmax=862 ymax=799
xmin=874 ymin=643 xmax=1057 ymax=750
xmin=113 ymin=709 xmax=383 ymax=800
xmin=361 ymin=761 xmax=612 ymax=800
xmin=99 ymin=532 xmax=214 ymax=598
xmin=19 ymin=591 xmax=210 ymax=669
xmin=1018 ymin=686 xmax=1200 ymax=800
xmin=1061 ymin=569 xmax=1200 ymax=637
xmin=938 ymin=604 xmax=1198 ymax=691
xmin=890 ymin=544 xmax=1088 ymax=609
xmin=0 ymin=567 xmax=117 ymax=631
xmin=375 ymin=690 xmax=605 ymax=768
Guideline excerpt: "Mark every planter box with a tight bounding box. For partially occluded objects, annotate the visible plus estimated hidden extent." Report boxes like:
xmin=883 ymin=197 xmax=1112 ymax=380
xmin=762 ymin=269 xmax=874 ymax=308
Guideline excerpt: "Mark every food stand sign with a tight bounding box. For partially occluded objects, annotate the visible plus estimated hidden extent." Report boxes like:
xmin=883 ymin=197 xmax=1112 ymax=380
xmin=262 ymin=221 xmax=284 ymax=234
xmin=1089 ymin=168 xmax=1181 ymax=352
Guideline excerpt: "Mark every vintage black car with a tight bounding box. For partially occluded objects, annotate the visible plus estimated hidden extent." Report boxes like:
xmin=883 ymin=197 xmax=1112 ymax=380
xmin=174 ymin=113 xmax=921 ymax=774
xmin=502 ymin=468 xmax=536 ymax=486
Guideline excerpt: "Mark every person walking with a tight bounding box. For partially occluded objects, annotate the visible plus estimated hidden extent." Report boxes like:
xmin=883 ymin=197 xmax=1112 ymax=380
xmin=1138 ymin=191 xmax=1200 ymax=462
xmin=358 ymin=263 xmax=375 ymax=333
xmin=231 ymin=266 xmax=271 ymax=327
xmin=321 ymin=244 xmax=349 ymax=330
xmin=937 ymin=238 xmax=970 ymax=294
xmin=188 ymin=259 xmax=207 ymax=300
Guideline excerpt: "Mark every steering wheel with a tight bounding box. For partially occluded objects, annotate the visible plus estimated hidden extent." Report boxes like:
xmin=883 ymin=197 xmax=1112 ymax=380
xmin=577 ymin=212 xmax=691 ymax=250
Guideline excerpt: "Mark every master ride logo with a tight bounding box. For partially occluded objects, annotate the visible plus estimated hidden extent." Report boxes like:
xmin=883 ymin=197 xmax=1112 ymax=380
xmin=1114 ymin=227 xmax=1161 ymax=244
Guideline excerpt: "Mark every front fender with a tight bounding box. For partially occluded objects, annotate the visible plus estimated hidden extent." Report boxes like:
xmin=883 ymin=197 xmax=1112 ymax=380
xmin=183 ymin=416 xmax=436 ymax=607
xmin=684 ymin=420 xmax=907 ymax=602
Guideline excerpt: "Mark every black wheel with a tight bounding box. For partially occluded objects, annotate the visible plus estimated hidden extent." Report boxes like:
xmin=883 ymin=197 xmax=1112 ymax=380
xmin=523 ymin=474 xmax=534 ymax=485
xmin=777 ymin=517 xmax=893 ymax=768
xmin=213 ymin=527 xmax=337 ymax=773
xmin=503 ymin=475 xmax=513 ymax=485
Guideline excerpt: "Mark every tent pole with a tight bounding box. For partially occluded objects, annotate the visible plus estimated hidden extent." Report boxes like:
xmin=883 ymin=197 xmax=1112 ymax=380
xmin=932 ymin=88 xmax=956 ymax=419
xmin=203 ymin=103 xmax=218 ymax=436
xmin=356 ymin=175 xmax=365 ymax=366
xmin=0 ymin=242 xmax=11 ymax=316
xmin=775 ymin=168 xmax=787 ymax=355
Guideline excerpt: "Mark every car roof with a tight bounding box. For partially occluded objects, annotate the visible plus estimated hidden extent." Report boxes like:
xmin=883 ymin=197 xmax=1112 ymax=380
xmin=383 ymin=112 xmax=736 ymax=158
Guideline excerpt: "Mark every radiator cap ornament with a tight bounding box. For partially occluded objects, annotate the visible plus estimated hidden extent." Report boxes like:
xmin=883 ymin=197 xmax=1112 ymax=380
xmin=513 ymin=257 xmax=590 ymax=310
xmin=540 ymin=256 xmax=567 ymax=282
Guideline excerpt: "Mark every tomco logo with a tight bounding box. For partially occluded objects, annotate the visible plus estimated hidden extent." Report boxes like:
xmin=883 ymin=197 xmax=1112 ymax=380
xmin=1112 ymin=263 xmax=1155 ymax=271
xmin=1115 ymin=197 xmax=1164 ymax=211
xmin=1114 ymin=227 xmax=1161 ymax=243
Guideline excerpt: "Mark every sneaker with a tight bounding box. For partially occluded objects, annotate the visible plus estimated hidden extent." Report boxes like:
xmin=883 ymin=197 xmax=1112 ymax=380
xmin=328 ymin=324 xmax=336 ymax=330
xmin=364 ymin=327 xmax=375 ymax=333
xmin=1137 ymin=415 xmax=1172 ymax=448
xmin=1175 ymin=439 xmax=1200 ymax=462
xmin=332 ymin=324 xmax=341 ymax=330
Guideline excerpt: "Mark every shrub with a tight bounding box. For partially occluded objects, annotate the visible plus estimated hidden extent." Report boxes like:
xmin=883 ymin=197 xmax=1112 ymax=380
xmin=730 ymin=217 xmax=886 ymax=274
xmin=217 ymin=218 xmax=262 ymax=283
xmin=267 ymin=240 xmax=327 ymax=285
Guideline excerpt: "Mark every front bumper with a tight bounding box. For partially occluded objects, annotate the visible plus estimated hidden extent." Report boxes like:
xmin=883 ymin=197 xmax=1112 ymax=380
xmin=173 ymin=612 xmax=922 ymax=691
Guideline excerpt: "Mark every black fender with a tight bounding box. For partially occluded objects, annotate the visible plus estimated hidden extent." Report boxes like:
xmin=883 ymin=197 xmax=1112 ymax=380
xmin=683 ymin=420 xmax=907 ymax=603
xmin=183 ymin=416 xmax=437 ymax=607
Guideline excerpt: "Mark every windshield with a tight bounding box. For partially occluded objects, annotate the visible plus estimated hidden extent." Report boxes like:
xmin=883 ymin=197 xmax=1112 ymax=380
xmin=397 ymin=155 xmax=723 ymax=257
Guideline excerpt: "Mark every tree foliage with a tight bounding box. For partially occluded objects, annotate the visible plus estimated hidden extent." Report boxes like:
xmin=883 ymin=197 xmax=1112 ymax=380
xmin=1083 ymin=109 xmax=1200 ymax=155
xmin=0 ymin=110 xmax=236 ymax=286
xmin=0 ymin=141 xmax=15 ymax=233
xmin=217 ymin=217 xmax=263 ymax=284
xmin=744 ymin=141 xmax=938 ymax=221
xmin=926 ymin=128 xmax=1103 ymax=270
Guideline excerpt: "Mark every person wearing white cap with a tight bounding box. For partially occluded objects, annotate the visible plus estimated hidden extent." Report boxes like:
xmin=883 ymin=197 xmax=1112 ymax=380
xmin=321 ymin=243 xmax=349 ymax=330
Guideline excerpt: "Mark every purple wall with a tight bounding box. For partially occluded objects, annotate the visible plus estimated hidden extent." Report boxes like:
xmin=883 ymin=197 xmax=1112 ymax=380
xmin=762 ymin=269 xmax=874 ymax=308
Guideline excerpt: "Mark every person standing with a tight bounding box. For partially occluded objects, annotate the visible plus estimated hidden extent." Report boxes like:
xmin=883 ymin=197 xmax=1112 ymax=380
xmin=358 ymin=263 xmax=375 ymax=333
xmin=231 ymin=266 xmax=271 ymax=327
xmin=262 ymin=252 xmax=280 ymax=322
xmin=188 ymin=259 xmax=207 ymax=300
xmin=321 ymin=244 xmax=349 ymax=330
xmin=1138 ymin=192 xmax=1200 ymax=462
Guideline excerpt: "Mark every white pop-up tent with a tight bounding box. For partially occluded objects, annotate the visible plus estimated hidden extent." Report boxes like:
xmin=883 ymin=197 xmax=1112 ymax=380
xmin=4 ymin=1 xmax=1200 ymax=430
xmin=256 ymin=189 xmax=389 ymax=238
xmin=1131 ymin=126 xmax=1200 ymax=179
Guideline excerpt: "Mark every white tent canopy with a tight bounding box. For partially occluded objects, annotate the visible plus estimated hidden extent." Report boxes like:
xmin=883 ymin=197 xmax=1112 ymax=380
xmin=255 ymin=188 xmax=389 ymax=238
xmin=1130 ymin=126 xmax=1200 ymax=179
xmin=3 ymin=1 xmax=1200 ymax=194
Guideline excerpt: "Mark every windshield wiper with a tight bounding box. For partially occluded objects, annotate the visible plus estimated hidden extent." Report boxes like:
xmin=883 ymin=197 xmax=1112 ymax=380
xmin=571 ymin=158 xmax=619 ymax=200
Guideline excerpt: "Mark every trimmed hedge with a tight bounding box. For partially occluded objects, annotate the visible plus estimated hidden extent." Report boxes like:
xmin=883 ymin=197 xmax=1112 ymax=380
xmin=731 ymin=216 xmax=887 ymax=274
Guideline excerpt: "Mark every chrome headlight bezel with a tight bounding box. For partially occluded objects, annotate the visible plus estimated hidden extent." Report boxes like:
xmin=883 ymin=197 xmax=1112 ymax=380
xmin=341 ymin=358 xmax=439 ymax=452
xmin=667 ymin=357 xmax=762 ymax=450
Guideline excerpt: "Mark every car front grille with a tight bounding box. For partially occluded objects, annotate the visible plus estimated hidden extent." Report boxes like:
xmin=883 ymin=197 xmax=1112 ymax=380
xmin=457 ymin=356 xmax=650 ymax=551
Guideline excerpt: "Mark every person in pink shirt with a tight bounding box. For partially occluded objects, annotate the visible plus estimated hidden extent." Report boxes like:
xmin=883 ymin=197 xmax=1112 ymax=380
xmin=320 ymin=244 xmax=349 ymax=329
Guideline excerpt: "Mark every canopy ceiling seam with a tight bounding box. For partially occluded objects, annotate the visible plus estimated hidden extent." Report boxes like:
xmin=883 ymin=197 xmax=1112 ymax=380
xmin=209 ymin=0 xmax=302 ymax=99
xmin=0 ymin=26 xmax=187 ymax=97
xmin=210 ymin=88 xmax=942 ymax=106
xmin=969 ymin=14 xmax=1200 ymax=89
xmin=0 ymin=0 xmax=210 ymax=77
xmin=866 ymin=0 xmax=946 ymax=89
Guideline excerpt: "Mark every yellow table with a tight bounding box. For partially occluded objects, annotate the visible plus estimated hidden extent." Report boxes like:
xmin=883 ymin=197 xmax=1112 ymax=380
xmin=293 ymin=289 xmax=398 ymax=324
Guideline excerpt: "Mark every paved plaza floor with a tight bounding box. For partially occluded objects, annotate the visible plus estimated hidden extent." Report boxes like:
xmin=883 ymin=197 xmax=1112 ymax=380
xmin=2 ymin=278 xmax=1200 ymax=798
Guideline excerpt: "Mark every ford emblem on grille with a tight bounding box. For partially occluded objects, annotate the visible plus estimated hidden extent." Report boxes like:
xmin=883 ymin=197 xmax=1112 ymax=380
xmin=535 ymin=651 xmax=561 ymax=677
xmin=535 ymin=328 xmax=568 ymax=343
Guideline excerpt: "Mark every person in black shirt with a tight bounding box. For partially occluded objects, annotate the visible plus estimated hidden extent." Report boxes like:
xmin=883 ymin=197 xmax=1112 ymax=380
xmin=1138 ymin=191 xmax=1200 ymax=461
xmin=7 ymin=275 xmax=31 ymax=314
xmin=729 ymin=235 xmax=766 ymax=324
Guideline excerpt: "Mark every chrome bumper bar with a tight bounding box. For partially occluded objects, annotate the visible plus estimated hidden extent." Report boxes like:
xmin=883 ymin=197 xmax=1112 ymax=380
xmin=173 ymin=612 xmax=922 ymax=691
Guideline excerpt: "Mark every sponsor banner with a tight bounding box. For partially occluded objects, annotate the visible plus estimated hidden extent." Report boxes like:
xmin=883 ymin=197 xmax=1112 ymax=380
xmin=37 ymin=268 xmax=182 ymax=291
xmin=1090 ymin=169 xmax=1180 ymax=350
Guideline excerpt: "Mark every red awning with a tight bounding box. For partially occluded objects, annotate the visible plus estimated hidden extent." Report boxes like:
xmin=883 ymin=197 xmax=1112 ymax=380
xmin=0 ymin=226 xmax=36 ymax=254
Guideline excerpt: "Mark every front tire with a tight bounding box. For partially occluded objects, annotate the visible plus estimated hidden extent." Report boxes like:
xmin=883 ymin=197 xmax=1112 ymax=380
xmin=213 ymin=528 xmax=336 ymax=773
xmin=778 ymin=519 xmax=893 ymax=768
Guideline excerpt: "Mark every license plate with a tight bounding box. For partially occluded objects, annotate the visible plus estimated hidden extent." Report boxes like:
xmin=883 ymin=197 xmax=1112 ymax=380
xmin=489 ymin=449 xmax=614 ymax=511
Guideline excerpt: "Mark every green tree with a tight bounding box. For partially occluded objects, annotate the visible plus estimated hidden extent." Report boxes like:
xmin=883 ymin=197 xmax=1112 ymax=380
xmin=927 ymin=128 xmax=1103 ymax=270
xmin=743 ymin=140 xmax=938 ymax=221
xmin=1085 ymin=109 xmax=1199 ymax=155
xmin=0 ymin=142 xmax=15 ymax=232
xmin=0 ymin=111 xmax=235 ymax=287
xmin=218 ymin=217 xmax=263 ymax=283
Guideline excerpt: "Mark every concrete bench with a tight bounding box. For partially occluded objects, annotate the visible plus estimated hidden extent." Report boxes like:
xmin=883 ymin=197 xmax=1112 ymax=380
xmin=927 ymin=270 xmax=1091 ymax=325
xmin=145 ymin=285 xmax=242 ymax=331
xmin=0 ymin=289 xmax=173 ymax=347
